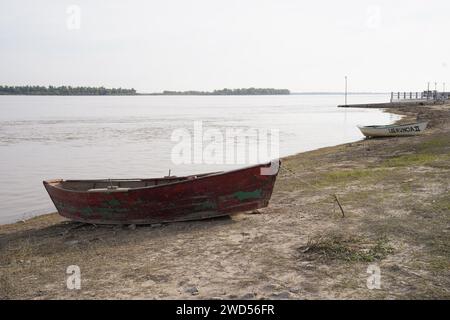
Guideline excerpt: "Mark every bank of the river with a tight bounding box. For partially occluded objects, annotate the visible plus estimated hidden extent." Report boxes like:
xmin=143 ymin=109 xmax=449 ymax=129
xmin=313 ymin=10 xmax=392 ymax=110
xmin=1 ymin=104 xmax=449 ymax=299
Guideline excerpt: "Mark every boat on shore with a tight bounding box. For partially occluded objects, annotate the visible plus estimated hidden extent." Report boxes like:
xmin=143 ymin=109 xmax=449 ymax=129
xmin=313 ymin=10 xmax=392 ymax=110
xmin=357 ymin=121 xmax=428 ymax=138
xmin=43 ymin=160 xmax=280 ymax=225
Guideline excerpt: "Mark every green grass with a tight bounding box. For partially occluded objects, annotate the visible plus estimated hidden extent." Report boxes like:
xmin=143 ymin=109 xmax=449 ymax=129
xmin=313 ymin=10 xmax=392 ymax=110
xmin=428 ymin=257 xmax=450 ymax=272
xmin=382 ymin=153 xmax=439 ymax=167
xmin=382 ymin=136 xmax=450 ymax=168
xmin=315 ymin=168 xmax=389 ymax=187
xmin=340 ymin=190 xmax=373 ymax=203
xmin=299 ymin=235 xmax=394 ymax=262
xmin=431 ymin=196 xmax=450 ymax=213
xmin=418 ymin=136 xmax=450 ymax=153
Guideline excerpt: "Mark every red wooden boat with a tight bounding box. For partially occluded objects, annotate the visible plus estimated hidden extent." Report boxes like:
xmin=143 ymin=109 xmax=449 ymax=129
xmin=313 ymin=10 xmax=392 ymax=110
xmin=43 ymin=160 xmax=280 ymax=225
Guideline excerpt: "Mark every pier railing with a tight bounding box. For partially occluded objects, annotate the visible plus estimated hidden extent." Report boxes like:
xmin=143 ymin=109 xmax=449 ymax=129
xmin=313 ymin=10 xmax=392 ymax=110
xmin=390 ymin=91 xmax=449 ymax=102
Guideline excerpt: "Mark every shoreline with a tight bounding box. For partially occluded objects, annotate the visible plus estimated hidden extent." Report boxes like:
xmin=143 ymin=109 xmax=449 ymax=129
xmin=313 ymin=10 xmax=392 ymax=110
xmin=0 ymin=103 xmax=398 ymax=226
xmin=1 ymin=103 xmax=449 ymax=299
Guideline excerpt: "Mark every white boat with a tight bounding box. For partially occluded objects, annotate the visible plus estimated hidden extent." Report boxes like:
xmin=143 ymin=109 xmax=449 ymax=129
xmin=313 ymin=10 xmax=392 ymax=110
xmin=357 ymin=121 xmax=428 ymax=138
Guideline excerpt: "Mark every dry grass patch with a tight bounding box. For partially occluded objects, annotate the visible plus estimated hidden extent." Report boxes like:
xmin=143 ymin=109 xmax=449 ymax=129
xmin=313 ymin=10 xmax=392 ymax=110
xmin=298 ymin=234 xmax=393 ymax=263
xmin=0 ymin=275 xmax=15 ymax=299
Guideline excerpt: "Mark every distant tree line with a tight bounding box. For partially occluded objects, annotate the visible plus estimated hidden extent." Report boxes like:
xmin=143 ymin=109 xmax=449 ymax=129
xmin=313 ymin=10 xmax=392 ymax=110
xmin=0 ymin=85 xmax=137 ymax=95
xmin=157 ymin=88 xmax=290 ymax=95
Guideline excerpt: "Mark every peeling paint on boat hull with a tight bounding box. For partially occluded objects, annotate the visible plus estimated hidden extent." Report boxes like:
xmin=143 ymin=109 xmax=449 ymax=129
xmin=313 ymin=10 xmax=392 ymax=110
xmin=43 ymin=161 xmax=280 ymax=224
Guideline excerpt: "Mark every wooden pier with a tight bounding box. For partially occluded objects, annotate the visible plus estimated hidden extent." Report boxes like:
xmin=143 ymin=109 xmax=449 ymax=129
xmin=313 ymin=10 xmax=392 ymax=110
xmin=337 ymin=101 xmax=436 ymax=108
xmin=338 ymin=90 xmax=449 ymax=108
xmin=390 ymin=91 xmax=448 ymax=103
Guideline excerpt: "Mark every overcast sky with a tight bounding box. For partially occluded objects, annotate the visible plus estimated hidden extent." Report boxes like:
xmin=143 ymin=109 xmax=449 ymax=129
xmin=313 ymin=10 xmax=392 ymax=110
xmin=0 ymin=0 xmax=448 ymax=92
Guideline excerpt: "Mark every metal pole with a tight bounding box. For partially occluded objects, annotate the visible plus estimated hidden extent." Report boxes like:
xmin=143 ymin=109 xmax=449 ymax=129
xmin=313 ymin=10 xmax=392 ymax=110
xmin=345 ymin=76 xmax=348 ymax=106
xmin=427 ymin=82 xmax=430 ymax=100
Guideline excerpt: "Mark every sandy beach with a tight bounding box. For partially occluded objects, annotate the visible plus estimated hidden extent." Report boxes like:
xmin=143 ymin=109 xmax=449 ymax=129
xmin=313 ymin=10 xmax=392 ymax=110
xmin=0 ymin=103 xmax=449 ymax=300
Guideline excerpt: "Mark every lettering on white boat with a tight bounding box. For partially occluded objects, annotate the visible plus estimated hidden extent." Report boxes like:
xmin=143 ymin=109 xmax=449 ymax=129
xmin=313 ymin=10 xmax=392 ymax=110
xmin=388 ymin=125 xmax=420 ymax=134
